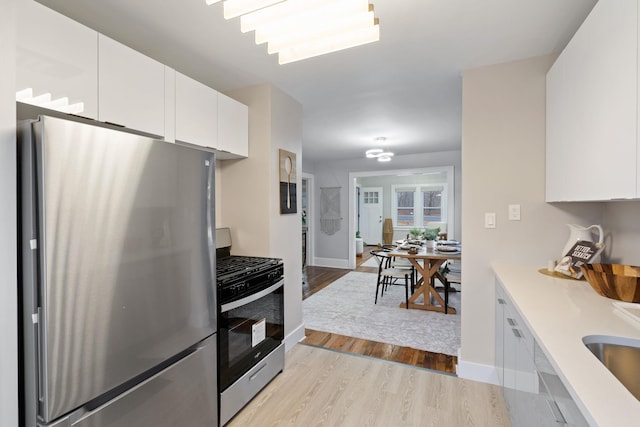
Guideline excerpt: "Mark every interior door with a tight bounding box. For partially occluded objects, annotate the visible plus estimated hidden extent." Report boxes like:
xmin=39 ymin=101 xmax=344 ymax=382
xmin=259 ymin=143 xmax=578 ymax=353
xmin=359 ymin=187 xmax=383 ymax=245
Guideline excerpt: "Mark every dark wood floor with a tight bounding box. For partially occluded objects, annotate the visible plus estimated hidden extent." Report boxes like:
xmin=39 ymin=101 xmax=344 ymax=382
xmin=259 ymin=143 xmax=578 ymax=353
xmin=302 ymin=246 xmax=458 ymax=374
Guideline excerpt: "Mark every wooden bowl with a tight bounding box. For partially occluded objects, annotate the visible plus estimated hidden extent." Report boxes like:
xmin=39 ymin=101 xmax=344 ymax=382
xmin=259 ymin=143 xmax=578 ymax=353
xmin=580 ymin=263 xmax=640 ymax=303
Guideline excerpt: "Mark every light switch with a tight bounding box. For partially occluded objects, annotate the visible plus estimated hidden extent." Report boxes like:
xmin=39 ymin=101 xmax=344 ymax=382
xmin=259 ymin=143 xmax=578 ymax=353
xmin=485 ymin=212 xmax=496 ymax=228
xmin=508 ymin=204 xmax=521 ymax=221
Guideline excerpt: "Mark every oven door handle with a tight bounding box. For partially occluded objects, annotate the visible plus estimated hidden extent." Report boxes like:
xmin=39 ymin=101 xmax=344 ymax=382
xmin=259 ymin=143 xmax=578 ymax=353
xmin=221 ymin=279 xmax=284 ymax=313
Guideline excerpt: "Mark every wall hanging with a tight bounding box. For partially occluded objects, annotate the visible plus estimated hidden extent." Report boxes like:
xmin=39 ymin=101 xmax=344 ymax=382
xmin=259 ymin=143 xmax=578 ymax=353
xmin=279 ymin=149 xmax=297 ymax=214
xmin=320 ymin=186 xmax=341 ymax=235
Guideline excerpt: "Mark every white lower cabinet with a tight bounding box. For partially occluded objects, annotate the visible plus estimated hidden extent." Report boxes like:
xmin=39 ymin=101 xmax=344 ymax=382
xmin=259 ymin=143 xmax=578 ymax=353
xmin=98 ymin=35 xmax=165 ymax=137
xmin=496 ymin=281 xmax=588 ymax=426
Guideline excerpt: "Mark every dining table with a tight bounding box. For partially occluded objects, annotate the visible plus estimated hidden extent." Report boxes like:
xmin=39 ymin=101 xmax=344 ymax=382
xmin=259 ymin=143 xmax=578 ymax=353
xmin=387 ymin=245 xmax=461 ymax=314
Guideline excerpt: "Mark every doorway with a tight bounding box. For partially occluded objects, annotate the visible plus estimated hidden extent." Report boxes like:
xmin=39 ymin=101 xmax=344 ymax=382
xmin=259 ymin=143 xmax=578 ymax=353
xmin=301 ymin=173 xmax=314 ymax=268
xmin=348 ymin=166 xmax=455 ymax=269
xmin=358 ymin=187 xmax=383 ymax=245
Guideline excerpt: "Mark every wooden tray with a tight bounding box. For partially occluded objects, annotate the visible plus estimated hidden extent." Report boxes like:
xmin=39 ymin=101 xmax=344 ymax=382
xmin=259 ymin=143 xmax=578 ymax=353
xmin=537 ymin=268 xmax=584 ymax=281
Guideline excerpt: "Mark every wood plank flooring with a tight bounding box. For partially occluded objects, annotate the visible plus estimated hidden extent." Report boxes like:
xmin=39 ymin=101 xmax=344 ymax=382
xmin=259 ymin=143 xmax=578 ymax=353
xmin=227 ymin=344 xmax=510 ymax=427
xmin=302 ymin=247 xmax=458 ymax=374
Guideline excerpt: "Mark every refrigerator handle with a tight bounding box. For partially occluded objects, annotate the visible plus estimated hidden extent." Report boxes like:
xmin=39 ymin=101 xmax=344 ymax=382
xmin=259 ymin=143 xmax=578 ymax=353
xmin=36 ymin=307 xmax=44 ymax=403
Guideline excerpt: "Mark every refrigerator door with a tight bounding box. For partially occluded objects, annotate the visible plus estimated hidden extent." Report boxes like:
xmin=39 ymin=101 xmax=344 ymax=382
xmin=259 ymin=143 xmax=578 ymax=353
xmin=46 ymin=336 xmax=218 ymax=427
xmin=24 ymin=116 xmax=216 ymax=422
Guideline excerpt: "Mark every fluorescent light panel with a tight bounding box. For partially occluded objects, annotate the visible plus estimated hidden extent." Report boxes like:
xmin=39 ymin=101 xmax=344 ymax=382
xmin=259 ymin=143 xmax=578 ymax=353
xmin=266 ymin=12 xmax=376 ymax=53
xmin=213 ymin=0 xmax=380 ymax=64
xmin=241 ymin=0 xmax=369 ymax=32
xmin=223 ymin=0 xmax=285 ymax=20
xmin=278 ymin=24 xmax=379 ymax=64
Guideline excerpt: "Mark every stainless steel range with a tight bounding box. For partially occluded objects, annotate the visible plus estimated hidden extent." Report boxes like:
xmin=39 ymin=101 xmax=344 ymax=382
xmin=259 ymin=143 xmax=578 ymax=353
xmin=215 ymin=228 xmax=284 ymax=426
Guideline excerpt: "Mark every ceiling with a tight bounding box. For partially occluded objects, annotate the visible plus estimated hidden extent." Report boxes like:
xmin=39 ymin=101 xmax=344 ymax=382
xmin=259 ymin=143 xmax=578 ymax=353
xmin=36 ymin=0 xmax=597 ymax=163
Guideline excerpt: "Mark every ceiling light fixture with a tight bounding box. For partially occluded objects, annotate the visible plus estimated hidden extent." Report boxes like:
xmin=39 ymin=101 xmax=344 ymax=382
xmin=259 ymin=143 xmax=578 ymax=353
xmin=207 ymin=0 xmax=380 ymax=64
xmin=365 ymin=137 xmax=393 ymax=162
xmin=365 ymin=148 xmax=383 ymax=158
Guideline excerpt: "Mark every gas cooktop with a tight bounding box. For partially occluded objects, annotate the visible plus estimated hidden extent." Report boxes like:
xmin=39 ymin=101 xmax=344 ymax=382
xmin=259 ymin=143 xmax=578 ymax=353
xmin=216 ymin=256 xmax=282 ymax=283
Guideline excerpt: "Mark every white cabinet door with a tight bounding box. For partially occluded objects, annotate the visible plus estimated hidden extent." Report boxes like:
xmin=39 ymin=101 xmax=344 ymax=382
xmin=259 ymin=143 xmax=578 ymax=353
xmin=175 ymin=72 xmax=218 ymax=149
xmin=546 ymin=0 xmax=638 ymax=201
xmin=16 ymin=1 xmax=98 ymax=119
xmin=217 ymin=93 xmax=248 ymax=158
xmin=496 ymin=280 xmax=589 ymax=426
xmin=98 ymin=35 xmax=165 ymax=136
xmin=495 ymin=287 xmax=506 ymax=388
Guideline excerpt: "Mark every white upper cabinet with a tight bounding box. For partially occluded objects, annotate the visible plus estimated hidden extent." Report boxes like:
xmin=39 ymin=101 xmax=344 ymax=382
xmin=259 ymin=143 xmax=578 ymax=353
xmin=17 ymin=4 xmax=248 ymax=159
xmin=546 ymin=0 xmax=638 ymax=201
xmin=175 ymin=72 xmax=218 ymax=149
xmin=16 ymin=1 xmax=98 ymax=119
xmin=218 ymin=93 xmax=248 ymax=159
xmin=98 ymin=35 xmax=165 ymax=136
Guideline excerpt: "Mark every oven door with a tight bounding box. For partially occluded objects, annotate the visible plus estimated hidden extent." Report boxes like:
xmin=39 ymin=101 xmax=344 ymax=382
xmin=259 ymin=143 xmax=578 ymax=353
xmin=219 ymin=280 xmax=284 ymax=390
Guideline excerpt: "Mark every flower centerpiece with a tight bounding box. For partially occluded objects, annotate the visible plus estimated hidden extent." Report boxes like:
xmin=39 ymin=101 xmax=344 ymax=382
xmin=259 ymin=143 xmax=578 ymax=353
xmin=423 ymin=227 xmax=440 ymax=249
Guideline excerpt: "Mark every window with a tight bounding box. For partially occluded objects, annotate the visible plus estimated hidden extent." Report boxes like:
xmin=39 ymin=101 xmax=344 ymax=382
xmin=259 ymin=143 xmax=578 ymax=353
xmin=363 ymin=191 xmax=379 ymax=204
xmin=422 ymin=190 xmax=441 ymax=224
xmin=396 ymin=190 xmax=414 ymax=226
xmin=392 ymin=185 xmax=445 ymax=228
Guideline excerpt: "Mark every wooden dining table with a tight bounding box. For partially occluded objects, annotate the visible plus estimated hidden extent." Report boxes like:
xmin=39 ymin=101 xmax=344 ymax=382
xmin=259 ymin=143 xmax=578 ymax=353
xmin=387 ymin=246 xmax=461 ymax=314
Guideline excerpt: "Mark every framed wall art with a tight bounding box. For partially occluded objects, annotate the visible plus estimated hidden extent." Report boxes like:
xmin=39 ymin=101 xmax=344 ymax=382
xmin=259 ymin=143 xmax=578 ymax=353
xmin=279 ymin=149 xmax=297 ymax=214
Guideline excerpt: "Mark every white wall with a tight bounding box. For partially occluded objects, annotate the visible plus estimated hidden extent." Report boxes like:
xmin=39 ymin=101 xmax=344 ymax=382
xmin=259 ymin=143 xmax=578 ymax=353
xmin=602 ymin=201 xmax=640 ymax=264
xmin=0 ymin=0 xmax=18 ymax=425
xmin=307 ymin=150 xmax=461 ymax=267
xmin=460 ymin=55 xmax=603 ymax=381
xmin=218 ymin=84 xmax=304 ymax=348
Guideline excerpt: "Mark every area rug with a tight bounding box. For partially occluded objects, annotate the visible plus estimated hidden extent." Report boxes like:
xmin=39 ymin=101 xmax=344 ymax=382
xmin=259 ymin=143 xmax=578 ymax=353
xmin=360 ymin=257 xmax=379 ymax=268
xmin=303 ymin=271 xmax=460 ymax=356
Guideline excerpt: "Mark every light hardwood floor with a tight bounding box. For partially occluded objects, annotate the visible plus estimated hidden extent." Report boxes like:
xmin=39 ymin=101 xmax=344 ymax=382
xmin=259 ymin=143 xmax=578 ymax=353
xmin=227 ymin=344 xmax=510 ymax=427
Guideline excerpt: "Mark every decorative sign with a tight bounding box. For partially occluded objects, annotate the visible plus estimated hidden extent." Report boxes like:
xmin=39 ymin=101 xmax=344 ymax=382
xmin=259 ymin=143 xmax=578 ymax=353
xmin=279 ymin=149 xmax=297 ymax=214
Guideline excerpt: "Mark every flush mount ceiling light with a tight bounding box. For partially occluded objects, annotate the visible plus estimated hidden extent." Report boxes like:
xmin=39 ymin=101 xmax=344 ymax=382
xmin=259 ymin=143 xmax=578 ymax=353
xmin=365 ymin=137 xmax=394 ymax=162
xmin=207 ymin=0 xmax=380 ymax=64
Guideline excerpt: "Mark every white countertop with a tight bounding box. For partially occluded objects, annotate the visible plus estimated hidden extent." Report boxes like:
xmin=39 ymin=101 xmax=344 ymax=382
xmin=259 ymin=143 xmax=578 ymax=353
xmin=493 ymin=264 xmax=640 ymax=427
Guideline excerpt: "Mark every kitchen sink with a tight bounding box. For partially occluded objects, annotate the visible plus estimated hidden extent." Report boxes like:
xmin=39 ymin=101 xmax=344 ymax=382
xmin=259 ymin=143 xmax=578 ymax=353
xmin=583 ymin=335 xmax=640 ymax=400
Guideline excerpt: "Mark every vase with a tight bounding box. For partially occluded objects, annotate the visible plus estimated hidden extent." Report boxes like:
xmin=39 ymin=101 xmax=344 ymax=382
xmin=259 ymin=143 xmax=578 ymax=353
xmin=562 ymin=224 xmax=604 ymax=262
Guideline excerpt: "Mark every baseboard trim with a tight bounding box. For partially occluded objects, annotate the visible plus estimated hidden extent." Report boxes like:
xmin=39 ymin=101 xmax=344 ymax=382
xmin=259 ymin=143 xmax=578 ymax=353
xmin=456 ymin=352 xmax=499 ymax=385
xmin=313 ymin=257 xmax=350 ymax=269
xmin=284 ymin=322 xmax=306 ymax=352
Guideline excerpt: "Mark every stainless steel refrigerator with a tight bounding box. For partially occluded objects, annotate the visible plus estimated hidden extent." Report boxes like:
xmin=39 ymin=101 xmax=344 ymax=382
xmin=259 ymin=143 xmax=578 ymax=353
xmin=18 ymin=114 xmax=218 ymax=427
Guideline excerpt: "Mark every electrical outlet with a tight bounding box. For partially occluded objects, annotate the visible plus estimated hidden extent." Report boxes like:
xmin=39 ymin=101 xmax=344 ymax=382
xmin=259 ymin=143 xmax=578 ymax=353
xmin=485 ymin=212 xmax=496 ymax=228
xmin=508 ymin=204 xmax=521 ymax=221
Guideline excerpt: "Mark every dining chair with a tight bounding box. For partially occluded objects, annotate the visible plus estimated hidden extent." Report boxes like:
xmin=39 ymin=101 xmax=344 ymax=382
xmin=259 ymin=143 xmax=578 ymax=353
xmin=370 ymin=249 xmax=411 ymax=309
xmin=389 ymin=256 xmax=416 ymax=293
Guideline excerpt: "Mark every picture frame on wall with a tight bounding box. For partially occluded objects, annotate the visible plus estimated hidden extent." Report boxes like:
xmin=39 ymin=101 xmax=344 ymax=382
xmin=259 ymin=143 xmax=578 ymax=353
xmin=279 ymin=149 xmax=297 ymax=214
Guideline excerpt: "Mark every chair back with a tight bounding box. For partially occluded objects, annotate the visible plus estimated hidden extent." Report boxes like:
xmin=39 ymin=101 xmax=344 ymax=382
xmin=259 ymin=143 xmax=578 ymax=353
xmin=370 ymin=250 xmax=391 ymax=271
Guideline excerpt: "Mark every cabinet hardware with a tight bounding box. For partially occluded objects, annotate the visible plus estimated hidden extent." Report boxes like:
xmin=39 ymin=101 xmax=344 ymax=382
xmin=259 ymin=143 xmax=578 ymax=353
xmin=497 ymin=298 xmax=506 ymax=305
xmin=506 ymin=317 xmax=517 ymax=327
xmin=546 ymin=399 xmax=567 ymax=424
xmin=249 ymin=363 xmax=267 ymax=381
xmin=512 ymin=329 xmax=523 ymax=338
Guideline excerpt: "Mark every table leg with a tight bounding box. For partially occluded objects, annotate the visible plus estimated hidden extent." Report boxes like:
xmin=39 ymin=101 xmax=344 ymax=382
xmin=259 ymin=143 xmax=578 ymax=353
xmin=399 ymin=258 xmax=457 ymax=314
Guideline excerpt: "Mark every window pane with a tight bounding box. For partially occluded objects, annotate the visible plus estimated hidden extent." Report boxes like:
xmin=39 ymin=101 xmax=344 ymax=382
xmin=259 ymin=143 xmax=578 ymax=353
xmin=396 ymin=191 xmax=414 ymax=226
xmin=364 ymin=191 xmax=379 ymax=204
xmin=422 ymin=190 xmax=442 ymax=223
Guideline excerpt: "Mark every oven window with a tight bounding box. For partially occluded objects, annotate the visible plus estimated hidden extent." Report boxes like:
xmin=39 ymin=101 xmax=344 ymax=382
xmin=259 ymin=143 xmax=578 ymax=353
xmin=219 ymin=283 xmax=284 ymax=389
